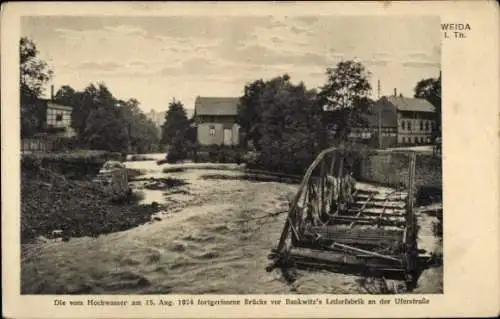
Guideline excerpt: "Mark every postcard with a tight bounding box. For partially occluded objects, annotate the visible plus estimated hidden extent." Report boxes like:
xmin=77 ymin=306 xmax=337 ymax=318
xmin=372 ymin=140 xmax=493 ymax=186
xmin=2 ymin=1 xmax=499 ymax=318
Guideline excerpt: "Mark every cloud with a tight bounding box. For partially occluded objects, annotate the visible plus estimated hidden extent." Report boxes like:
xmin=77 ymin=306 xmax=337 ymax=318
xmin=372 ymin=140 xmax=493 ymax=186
xmin=402 ymin=61 xmax=441 ymax=68
xmin=362 ymin=59 xmax=390 ymax=67
xmin=290 ymin=25 xmax=313 ymax=35
xmin=103 ymin=25 xmax=147 ymax=36
xmin=221 ymin=43 xmax=329 ymax=67
xmin=293 ymin=16 xmax=319 ymax=25
xmin=74 ymin=61 xmax=121 ymax=71
xmin=270 ymin=36 xmax=285 ymax=44
xmin=406 ymin=51 xmax=432 ymax=59
xmin=268 ymin=18 xmax=286 ymax=29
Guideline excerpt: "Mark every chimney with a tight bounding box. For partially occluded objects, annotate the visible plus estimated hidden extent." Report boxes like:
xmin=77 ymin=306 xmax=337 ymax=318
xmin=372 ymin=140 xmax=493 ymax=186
xmin=394 ymin=88 xmax=397 ymax=97
xmin=51 ymin=85 xmax=54 ymax=100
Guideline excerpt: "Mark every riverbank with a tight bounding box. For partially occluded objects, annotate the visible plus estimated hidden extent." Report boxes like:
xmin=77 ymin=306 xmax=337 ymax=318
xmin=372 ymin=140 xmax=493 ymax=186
xmin=21 ymin=163 xmax=164 ymax=243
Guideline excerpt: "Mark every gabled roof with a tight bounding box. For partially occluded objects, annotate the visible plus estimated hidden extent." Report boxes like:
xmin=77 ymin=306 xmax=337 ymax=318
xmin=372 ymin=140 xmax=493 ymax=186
xmin=38 ymin=99 xmax=73 ymax=111
xmin=194 ymin=97 xmax=240 ymax=116
xmin=384 ymin=96 xmax=435 ymax=113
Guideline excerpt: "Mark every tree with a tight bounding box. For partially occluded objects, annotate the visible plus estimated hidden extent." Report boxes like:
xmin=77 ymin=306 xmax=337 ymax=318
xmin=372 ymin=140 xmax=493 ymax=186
xmin=82 ymin=107 xmax=130 ymax=153
xmin=318 ymin=60 xmax=372 ymax=145
xmin=161 ymin=99 xmax=190 ymax=162
xmin=20 ymin=37 xmax=53 ymax=99
xmin=249 ymin=75 xmax=322 ymax=173
xmin=119 ymin=98 xmax=159 ymax=153
xmin=54 ymin=85 xmax=77 ymax=104
xmin=236 ymin=78 xmax=266 ymax=149
xmin=414 ymin=75 xmax=441 ymax=140
xmin=54 ymin=82 xmax=160 ymax=153
xmin=20 ymin=37 xmax=53 ymax=137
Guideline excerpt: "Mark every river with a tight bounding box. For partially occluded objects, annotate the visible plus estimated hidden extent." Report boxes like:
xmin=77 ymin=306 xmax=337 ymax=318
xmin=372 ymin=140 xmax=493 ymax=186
xmin=21 ymin=154 xmax=442 ymax=294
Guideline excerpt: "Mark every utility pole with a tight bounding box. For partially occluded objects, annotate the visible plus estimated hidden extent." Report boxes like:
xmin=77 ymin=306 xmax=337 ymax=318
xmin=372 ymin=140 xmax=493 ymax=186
xmin=377 ymin=79 xmax=382 ymax=148
xmin=377 ymin=79 xmax=381 ymax=99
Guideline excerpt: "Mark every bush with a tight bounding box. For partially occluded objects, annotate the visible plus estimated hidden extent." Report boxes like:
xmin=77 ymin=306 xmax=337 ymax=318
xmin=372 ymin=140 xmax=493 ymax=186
xmin=166 ymin=145 xmax=188 ymax=163
xmin=241 ymin=151 xmax=260 ymax=168
xmin=191 ymin=145 xmax=244 ymax=164
xmin=21 ymin=150 xmax=121 ymax=180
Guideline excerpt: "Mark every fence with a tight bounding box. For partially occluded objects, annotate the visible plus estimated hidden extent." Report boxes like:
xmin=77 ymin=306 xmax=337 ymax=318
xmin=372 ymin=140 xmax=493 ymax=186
xmin=21 ymin=136 xmax=78 ymax=153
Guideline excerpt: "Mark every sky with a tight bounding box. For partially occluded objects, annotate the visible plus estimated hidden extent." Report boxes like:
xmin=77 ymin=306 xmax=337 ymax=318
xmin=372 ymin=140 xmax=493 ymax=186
xmin=22 ymin=15 xmax=440 ymax=114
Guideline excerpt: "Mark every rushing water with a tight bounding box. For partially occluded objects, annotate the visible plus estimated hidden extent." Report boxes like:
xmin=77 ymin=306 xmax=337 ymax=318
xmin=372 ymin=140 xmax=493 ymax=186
xmin=21 ymin=156 xmax=442 ymax=294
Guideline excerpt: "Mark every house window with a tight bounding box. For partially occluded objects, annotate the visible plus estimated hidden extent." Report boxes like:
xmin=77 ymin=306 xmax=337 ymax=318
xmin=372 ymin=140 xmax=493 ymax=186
xmin=420 ymin=120 xmax=423 ymax=131
xmin=425 ymin=121 xmax=430 ymax=131
xmin=407 ymin=121 xmax=412 ymax=131
xmin=56 ymin=113 xmax=63 ymax=122
xmin=401 ymin=121 xmax=405 ymax=130
xmin=209 ymin=125 xmax=215 ymax=136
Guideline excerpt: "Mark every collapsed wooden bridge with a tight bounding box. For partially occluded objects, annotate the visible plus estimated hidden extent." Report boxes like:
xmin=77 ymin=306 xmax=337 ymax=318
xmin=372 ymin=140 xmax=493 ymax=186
xmin=266 ymin=146 xmax=422 ymax=290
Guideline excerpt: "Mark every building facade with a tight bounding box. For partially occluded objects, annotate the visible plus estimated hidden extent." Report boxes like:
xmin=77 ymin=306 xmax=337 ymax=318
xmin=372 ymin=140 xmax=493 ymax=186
xmin=32 ymin=99 xmax=76 ymax=138
xmin=323 ymin=93 xmax=435 ymax=148
xmin=375 ymin=95 xmax=436 ymax=145
xmin=194 ymin=97 xmax=240 ymax=146
xmin=45 ymin=101 xmax=75 ymax=137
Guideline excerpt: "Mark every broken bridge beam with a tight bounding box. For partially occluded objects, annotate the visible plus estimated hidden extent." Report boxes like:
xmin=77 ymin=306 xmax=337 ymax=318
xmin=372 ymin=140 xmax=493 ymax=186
xmin=288 ymin=246 xmax=403 ymax=269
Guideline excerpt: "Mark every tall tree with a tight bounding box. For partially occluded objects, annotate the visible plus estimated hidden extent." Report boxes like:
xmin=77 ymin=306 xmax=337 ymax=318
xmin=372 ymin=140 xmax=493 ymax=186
xmin=82 ymin=107 xmax=130 ymax=153
xmin=318 ymin=60 xmax=372 ymax=145
xmin=119 ymin=98 xmax=159 ymax=153
xmin=161 ymin=99 xmax=190 ymax=162
xmin=236 ymin=78 xmax=266 ymax=149
xmin=161 ymin=99 xmax=189 ymax=146
xmin=254 ymin=75 xmax=322 ymax=173
xmin=20 ymin=37 xmax=53 ymax=99
xmin=414 ymin=75 xmax=441 ymax=140
xmin=20 ymin=37 xmax=53 ymax=137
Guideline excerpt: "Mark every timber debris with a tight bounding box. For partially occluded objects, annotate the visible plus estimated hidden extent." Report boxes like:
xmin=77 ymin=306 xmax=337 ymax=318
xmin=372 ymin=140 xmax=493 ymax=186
xmin=267 ymin=147 xmax=422 ymax=290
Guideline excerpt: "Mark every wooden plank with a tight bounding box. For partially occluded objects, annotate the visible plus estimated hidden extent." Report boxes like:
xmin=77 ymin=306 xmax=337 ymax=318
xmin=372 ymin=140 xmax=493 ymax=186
xmin=289 ymin=247 xmax=403 ymax=267
xmin=305 ymin=225 xmax=404 ymax=237
xmin=291 ymin=260 xmax=407 ymax=281
xmin=346 ymin=207 xmax=406 ymax=216
xmin=301 ymin=233 xmax=403 ymax=247
xmin=350 ymin=200 xmax=406 ymax=209
xmin=405 ymin=152 xmax=418 ymax=275
xmin=276 ymin=146 xmax=340 ymax=251
xmin=330 ymin=216 xmax=406 ymax=227
xmin=355 ymin=193 xmax=408 ymax=201
xmin=355 ymin=182 xmax=396 ymax=194
xmin=331 ymin=242 xmax=402 ymax=262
